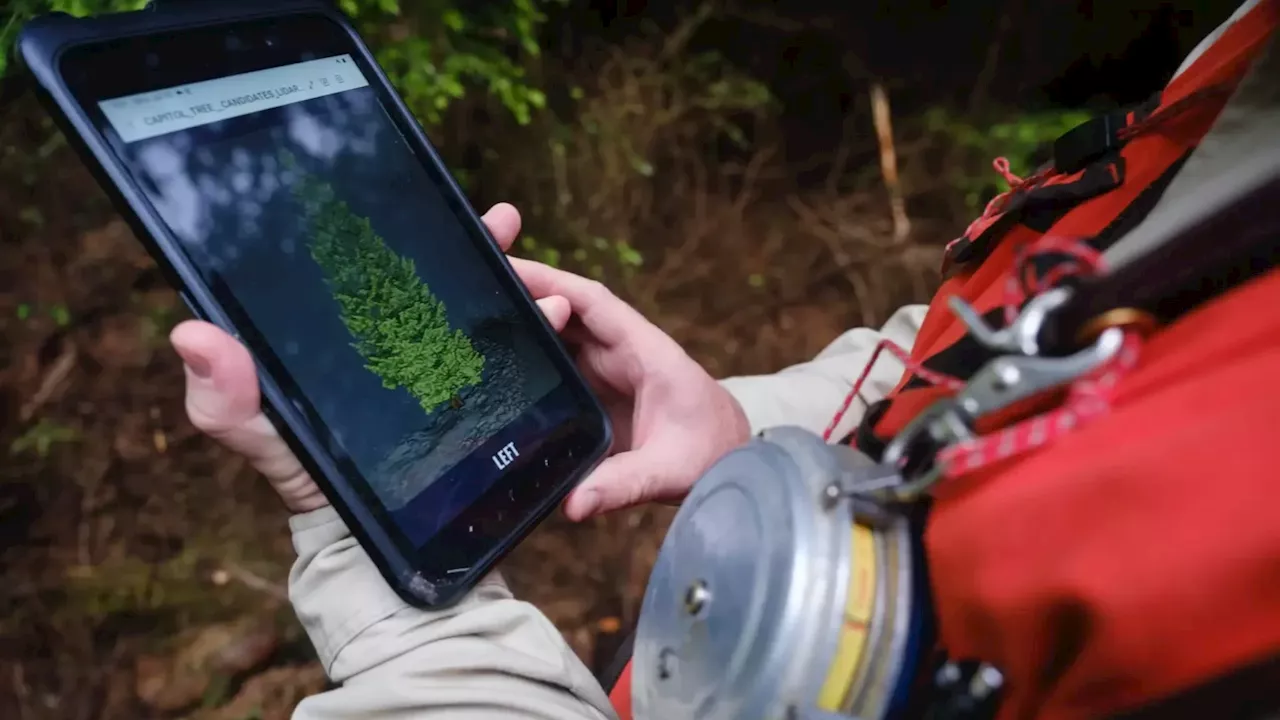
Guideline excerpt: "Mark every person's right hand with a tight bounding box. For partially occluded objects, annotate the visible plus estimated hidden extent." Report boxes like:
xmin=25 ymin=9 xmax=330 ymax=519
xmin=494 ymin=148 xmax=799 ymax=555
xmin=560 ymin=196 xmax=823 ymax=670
xmin=510 ymin=258 xmax=751 ymax=520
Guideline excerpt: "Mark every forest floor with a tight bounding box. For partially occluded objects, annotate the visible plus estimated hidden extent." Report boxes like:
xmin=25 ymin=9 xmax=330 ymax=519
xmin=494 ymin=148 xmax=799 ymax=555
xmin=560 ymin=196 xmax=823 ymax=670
xmin=0 ymin=97 xmax=944 ymax=719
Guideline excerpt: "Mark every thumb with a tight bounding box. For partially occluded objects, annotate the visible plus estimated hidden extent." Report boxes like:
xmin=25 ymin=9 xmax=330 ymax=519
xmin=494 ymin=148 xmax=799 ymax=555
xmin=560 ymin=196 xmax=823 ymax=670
xmin=170 ymin=320 xmax=262 ymax=434
xmin=563 ymin=450 xmax=675 ymax=520
xmin=170 ymin=321 xmax=325 ymax=511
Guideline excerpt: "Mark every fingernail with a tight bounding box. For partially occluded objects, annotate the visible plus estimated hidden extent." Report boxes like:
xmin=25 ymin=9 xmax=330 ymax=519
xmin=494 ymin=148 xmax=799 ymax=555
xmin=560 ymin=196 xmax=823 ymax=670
xmin=573 ymin=489 xmax=600 ymax=520
xmin=175 ymin=344 xmax=212 ymax=379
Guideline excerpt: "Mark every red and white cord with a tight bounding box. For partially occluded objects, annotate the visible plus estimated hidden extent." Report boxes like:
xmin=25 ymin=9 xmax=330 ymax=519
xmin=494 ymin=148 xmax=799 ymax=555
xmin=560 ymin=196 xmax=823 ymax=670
xmin=826 ymin=234 xmax=1144 ymax=483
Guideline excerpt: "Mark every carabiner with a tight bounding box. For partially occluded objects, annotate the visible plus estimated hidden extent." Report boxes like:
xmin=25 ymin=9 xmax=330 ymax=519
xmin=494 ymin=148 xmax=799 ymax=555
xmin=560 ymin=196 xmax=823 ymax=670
xmin=946 ymin=286 xmax=1072 ymax=357
xmin=874 ymin=325 xmax=1125 ymax=504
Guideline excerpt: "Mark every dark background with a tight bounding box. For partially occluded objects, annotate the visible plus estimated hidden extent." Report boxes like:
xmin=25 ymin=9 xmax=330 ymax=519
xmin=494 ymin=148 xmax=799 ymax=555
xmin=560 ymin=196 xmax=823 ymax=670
xmin=559 ymin=0 xmax=1234 ymax=155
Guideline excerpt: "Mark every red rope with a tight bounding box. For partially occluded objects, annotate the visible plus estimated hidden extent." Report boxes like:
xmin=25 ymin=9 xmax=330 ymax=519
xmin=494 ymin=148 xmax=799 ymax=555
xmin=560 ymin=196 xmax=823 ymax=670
xmin=941 ymin=86 xmax=1227 ymax=276
xmin=923 ymin=86 xmax=1237 ymax=477
xmin=1002 ymin=235 xmax=1104 ymax=324
xmin=821 ymin=338 xmax=965 ymax=442
xmin=941 ymin=235 xmax=1144 ymax=478
xmin=827 ymin=234 xmax=1144 ymax=488
xmin=952 ymin=157 xmax=1047 ymax=245
xmin=991 ymin=156 xmax=1024 ymax=186
xmin=936 ymin=332 xmax=1142 ymax=479
xmin=866 ymin=90 xmax=1232 ymax=479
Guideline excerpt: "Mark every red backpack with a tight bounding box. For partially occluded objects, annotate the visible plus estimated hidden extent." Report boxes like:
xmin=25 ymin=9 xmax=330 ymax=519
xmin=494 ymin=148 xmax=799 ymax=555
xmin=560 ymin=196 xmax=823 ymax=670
xmin=611 ymin=3 xmax=1280 ymax=717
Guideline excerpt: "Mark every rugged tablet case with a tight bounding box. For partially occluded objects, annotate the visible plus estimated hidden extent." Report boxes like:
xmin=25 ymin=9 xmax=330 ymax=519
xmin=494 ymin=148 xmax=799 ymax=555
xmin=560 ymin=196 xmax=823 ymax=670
xmin=16 ymin=0 xmax=611 ymax=609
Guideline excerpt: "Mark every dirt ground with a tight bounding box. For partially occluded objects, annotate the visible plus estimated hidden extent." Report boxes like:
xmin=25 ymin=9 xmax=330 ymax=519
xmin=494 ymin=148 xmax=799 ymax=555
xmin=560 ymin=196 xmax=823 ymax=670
xmin=0 ymin=88 xmax=945 ymax=717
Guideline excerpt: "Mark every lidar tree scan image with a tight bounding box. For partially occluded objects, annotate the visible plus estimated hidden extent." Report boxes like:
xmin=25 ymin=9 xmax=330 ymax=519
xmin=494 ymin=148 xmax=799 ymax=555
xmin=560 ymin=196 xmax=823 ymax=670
xmin=287 ymin=153 xmax=486 ymax=414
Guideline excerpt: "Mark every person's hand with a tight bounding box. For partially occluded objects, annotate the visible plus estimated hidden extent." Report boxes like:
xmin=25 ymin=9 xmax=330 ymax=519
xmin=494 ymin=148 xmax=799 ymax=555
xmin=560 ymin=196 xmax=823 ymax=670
xmin=171 ymin=202 xmax=751 ymax=519
xmin=510 ymin=258 xmax=751 ymax=521
xmin=169 ymin=203 xmax=573 ymax=513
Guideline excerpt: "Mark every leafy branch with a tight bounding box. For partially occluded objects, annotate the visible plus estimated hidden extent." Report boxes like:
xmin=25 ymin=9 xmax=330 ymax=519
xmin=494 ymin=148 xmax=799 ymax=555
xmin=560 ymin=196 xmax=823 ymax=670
xmin=1 ymin=0 xmax=564 ymax=126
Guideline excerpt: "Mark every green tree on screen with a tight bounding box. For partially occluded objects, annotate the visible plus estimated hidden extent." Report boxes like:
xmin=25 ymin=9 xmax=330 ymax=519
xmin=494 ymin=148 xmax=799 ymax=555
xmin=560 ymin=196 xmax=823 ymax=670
xmin=289 ymin=159 xmax=484 ymax=412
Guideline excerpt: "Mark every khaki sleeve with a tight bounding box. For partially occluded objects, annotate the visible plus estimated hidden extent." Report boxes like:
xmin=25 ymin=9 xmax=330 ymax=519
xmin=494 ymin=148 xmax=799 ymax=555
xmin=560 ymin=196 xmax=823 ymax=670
xmin=285 ymin=303 xmax=926 ymax=719
xmin=718 ymin=304 xmax=927 ymax=439
xmin=287 ymin=506 xmax=616 ymax=720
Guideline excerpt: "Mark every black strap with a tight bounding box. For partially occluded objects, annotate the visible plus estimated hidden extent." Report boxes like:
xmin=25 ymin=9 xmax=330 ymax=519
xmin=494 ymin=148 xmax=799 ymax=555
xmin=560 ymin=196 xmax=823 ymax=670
xmin=1038 ymin=164 xmax=1280 ymax=355
xmin=597 ymin=629 xmax=635 ymax=694
xmin=1053 ymin=110 xmax=1127 ymax=175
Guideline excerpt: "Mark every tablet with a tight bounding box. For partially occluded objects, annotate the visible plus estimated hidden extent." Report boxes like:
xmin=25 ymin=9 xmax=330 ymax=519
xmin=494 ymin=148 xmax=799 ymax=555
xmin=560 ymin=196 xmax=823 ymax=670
xmin=18 ymin=1 xmax=612 ymax=607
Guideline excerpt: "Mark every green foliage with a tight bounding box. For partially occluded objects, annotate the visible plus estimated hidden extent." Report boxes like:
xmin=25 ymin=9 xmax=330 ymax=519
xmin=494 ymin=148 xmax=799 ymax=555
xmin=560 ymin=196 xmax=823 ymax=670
xmin=19 ymin=206 xmax=43 ymax=228
xmin=337 ymin=0 xmax=565 ymax=126
xmin=11 ymin=300 xmax=73 ymax=326
xmin=530 ymin=13 xmax=774 ymax=284
xmin=1 ymin=0 xmax=148 ymax=77
xmin=49 ymin=302 xmax=70 ymax=326
xmin=289 ymin=158 xmax=483 ymax=412
xmin=923 ymin=106 xmax=1092 ymax=210
xmin=679 ymin=50 xmax=776 ymax=148
xmin=524 ymin=215 xmax=651 ymax=280
xmin=62 ymin=547 xmax=206 ymax=620
xmin=135 ymin=293 xmax=185 ymax=348
xmin=2 ymin=0 xmax=561 ymax=127
xmin=517 ymin=235 xmax=561 ymax=268
xmin=542 ymin=235 xmax=643 ymax=279
xmin=9 ymin=418 xmax=79 ymax=457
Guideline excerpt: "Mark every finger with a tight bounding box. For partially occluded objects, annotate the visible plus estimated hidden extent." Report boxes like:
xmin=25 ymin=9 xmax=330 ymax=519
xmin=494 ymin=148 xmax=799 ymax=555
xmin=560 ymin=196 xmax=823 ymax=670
xmin=563 ymin=450 xmax=675 ymax=520
xmin=170 ymin=321 xmax=320 ymax=506
xmin=170 ymin=319 xmax=261 ymax=431
xmin=481 ymin=202 xmax=522 ymax=252
xmin=509 ymin=257 xmax=648 ymax=347
xmin=535 ymin=295 xmax=571 ymax=332
xmin=573 ymin=347 xmax=638 ymax=419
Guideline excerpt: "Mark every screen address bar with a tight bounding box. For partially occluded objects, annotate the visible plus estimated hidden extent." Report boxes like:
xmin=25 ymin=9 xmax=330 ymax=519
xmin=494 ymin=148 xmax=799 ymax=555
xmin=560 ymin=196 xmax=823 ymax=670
xmin=98 ymin=55 xmax=371 ymax=144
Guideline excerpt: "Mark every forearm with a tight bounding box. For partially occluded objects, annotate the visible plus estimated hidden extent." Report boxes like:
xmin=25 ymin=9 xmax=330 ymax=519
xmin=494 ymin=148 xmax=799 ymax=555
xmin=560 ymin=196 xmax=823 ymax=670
xmin=718 ymin=304 xmax=927 ymax=439
xmin=281 ymin=303 xmax=926 ymax=719
xmin=288 ymin=507 xmax=616 ymax=720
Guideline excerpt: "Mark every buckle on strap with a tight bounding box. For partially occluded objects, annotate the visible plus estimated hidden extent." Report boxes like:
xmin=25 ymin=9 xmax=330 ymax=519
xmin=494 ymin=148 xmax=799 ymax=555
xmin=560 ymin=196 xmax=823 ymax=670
xmin=1053 ymin=112 xmax=1125 ymax=175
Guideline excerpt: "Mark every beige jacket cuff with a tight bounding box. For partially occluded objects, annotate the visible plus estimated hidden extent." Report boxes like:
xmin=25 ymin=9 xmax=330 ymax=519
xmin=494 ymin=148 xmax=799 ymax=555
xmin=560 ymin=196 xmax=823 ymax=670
xmin=287 ymin=506 xmax=616 ymax=720
xmin=718 ymin=304 xmax=927 ymax=439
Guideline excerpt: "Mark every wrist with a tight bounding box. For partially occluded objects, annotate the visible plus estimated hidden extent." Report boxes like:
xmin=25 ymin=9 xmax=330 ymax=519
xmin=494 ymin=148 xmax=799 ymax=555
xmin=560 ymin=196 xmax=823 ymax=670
xmin=288 ymin=505 xmax=347 ymax=565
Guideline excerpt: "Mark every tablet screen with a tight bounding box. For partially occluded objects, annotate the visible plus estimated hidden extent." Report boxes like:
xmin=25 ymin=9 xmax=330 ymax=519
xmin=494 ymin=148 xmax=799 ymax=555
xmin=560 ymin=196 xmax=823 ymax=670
xmin=58 ymin=12 xmax=607 ymax=585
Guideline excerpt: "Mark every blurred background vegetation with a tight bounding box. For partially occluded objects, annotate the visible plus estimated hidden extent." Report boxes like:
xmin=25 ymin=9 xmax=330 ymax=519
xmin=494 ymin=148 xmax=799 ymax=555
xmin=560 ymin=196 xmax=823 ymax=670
xmin=0 ymin=0 xmax=1237 ymax=717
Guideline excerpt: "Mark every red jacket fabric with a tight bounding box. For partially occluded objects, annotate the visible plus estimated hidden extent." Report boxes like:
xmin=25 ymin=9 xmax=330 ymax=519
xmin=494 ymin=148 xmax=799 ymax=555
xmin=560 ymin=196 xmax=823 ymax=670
xmin=898 ymin=4 xmax=1280 ymax=717
xmin=611 ymin=3 xmax=1280 ymax=717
